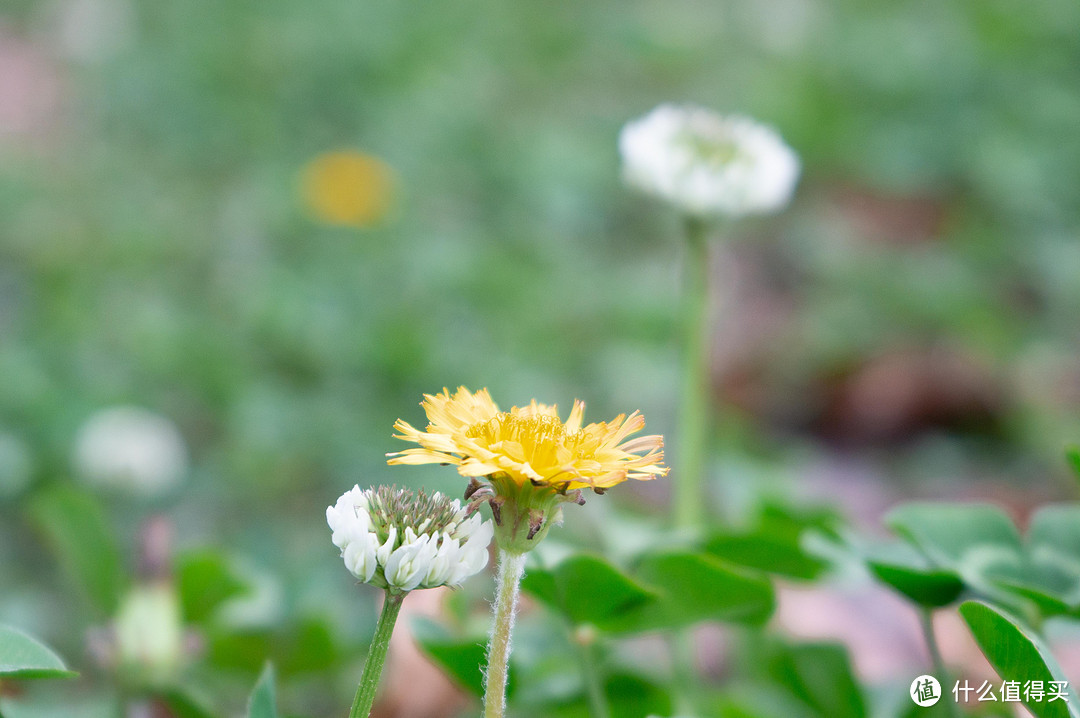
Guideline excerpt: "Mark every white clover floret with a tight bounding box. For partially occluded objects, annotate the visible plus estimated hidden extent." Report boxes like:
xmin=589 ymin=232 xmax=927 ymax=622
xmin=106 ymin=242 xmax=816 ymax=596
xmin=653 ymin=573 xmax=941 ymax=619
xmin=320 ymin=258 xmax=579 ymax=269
xmin=327 ymin=485 xmax=493 ymax=592
xmin=619 ymin=104 xmax=800 ymax=218
xmin=74 ymin=406 xmax=188 ymax=496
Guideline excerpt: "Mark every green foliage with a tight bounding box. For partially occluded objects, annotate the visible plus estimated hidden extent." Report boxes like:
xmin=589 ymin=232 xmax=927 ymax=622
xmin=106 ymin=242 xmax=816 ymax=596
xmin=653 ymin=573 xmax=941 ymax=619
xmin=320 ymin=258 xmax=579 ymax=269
xmin=959 ymin=601 xmax=1080 ymax=718
xmin=26 ymin=486 xmax=128 ymax=616
xmin=160 ymin=690 xmax=219 ymax=718
xmin=615 ymin=550 xmax=775 ymax=630
xmin=865 ymin=501 xmax=1080 ymax=620
xmin=885 ymin=503 xmax=1022 ymax=567
xmin=176 ymin=550 xmax=250 ymax=624
xmin=523 ymin=549 xmax=774 ymax=633
xmin=1067 ymin=447 xmax=1080 ymax=481
xmin=207 ymin=616 xmax=340 ymax=678
xmin=763 ymin=641 xmax=867 ymax=718
xmin=864 ymin=541 xmax=965 ymax=608
xmin=520 ymin=554 xmax=657 ymax=629
xmin=536 ymin=672 xmax=672 ymax=718
xmin=410 ymin=617 xmax=493 ymax=699
xmin=247 ymin=663 xmax=278 ymax=718
xmin=705 ymin=501 xmax=839 ymax=581
xmin=0 ymin=625 xmax=77 ymax=680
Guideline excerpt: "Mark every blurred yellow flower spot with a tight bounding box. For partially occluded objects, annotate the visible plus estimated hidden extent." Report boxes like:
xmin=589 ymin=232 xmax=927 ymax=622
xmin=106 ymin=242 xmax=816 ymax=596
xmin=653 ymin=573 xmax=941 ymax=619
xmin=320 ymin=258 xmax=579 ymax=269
xmin=301 ymin=151 xmax=395 ymax=227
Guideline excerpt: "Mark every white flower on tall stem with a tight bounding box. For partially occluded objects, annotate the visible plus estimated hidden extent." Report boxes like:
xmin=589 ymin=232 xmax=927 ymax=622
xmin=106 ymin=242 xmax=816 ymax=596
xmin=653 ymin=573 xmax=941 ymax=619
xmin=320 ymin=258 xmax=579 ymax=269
xmin=327 ymin=484 xmax=493 ymax=592
xmin=619 ymin=104 xmax=800 ymax=218
xmin=328 ymin=484 xmax=493 ymax=718
xmin=620 ymin=105 xmax=801 ymax=713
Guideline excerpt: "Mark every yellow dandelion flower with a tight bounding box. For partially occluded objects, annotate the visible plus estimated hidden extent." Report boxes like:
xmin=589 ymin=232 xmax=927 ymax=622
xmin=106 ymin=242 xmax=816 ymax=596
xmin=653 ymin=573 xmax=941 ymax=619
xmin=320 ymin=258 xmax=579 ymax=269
xmin=300 ymin=150 xmax=395 ymax=228
xmin=387 ymin=386 xmax=667 ymax=491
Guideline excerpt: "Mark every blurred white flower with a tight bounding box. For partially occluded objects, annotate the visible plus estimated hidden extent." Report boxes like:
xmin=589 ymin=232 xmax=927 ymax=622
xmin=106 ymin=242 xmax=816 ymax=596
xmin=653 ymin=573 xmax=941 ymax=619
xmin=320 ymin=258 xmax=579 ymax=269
xmin=113 ymin=582 xmax=184 ymax=686
xmin=53 ymin=0 xmax=135 ymax=64
xmin=74 ymin=407 xmax=188 ymax=496
xmin=619 ymin=104 xmax=800 ymax=218
xmin=327 ymin=485 xmax=493 ymax=592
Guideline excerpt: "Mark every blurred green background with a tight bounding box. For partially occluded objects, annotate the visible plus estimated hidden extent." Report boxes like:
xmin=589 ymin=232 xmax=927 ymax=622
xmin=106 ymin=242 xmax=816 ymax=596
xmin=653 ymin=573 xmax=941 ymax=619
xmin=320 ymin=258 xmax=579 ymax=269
xmin=2 ymin=0 xmax=1080 ymax=715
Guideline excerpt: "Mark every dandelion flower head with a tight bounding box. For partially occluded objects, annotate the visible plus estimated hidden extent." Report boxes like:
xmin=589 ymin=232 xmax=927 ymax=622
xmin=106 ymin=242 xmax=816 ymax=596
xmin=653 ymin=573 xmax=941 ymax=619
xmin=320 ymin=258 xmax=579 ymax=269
xmin=387 ymin=387 xmax=667 ymax=492
xmin=300 ymin=150 xmax=395 ymax=228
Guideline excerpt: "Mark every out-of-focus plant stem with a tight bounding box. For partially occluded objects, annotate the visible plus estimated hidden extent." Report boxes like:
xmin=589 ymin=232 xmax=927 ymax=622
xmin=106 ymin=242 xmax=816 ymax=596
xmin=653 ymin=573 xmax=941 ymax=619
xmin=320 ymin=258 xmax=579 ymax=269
xmin=920 ymin=609 xmax=959 ymax=718
xmin=483 ymin=550 xmax=527 ymax=718
xmin=576 ymin=631 xmax=611 ymax=718
xmin=675 ymin=215 xmax=711 ymax=529
xmin=350 ymin=591 xmax=405 ymax=718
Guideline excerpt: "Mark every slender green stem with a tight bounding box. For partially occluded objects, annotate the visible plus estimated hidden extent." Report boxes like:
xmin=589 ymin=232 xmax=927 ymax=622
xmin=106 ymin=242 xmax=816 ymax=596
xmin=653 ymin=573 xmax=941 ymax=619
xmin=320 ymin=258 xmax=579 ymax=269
xmin=919 ymin=609 xmax=959 ymax=718
xmin=675 ymin=216 xmax=712 ymax=529
xmin=671 ymin=630 xmax=700 ymax=715
xmin=483 ymin=550 xmax=527 ymax=718
xmin=576 ymin=630 xmax=611 ymax=718
xmin=350 ymin=591 xmax=405 ymax=718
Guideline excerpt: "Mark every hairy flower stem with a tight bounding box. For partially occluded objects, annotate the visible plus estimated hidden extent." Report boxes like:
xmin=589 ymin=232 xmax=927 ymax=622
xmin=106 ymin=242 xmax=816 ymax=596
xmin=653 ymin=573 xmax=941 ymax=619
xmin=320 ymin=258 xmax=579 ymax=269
xmin=483 ymin=550 xmax=527 ymax=718
xmin=920 ymin=609 xmax=959 ymax=718
xmin=675 ymin=215 xmax=711 ymax=529
xmin=350 ymin=591 xmax=405 ymax=718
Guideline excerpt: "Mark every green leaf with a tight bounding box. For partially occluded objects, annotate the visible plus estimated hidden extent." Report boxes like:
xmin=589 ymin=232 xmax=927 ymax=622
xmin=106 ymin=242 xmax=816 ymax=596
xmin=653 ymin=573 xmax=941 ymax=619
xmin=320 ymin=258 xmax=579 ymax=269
xmin=869 ymin=562 xmax=965 ymax=608
xmin=27 ymin=486 xmax=128 ymax=615
xmin=278 ymin=617 xmax=338 ymax=676
xmin=160 ymin=689 xmax=219 ymax=718
xmin=959 ymin=601 xmax=1080 ymax=718
xmin=981 ymin=506 xmax=1080 ymax=619
xmin=864 ymin=542 xmax=964 ymax=607
xmin=522 ymin=554 xmax=657 ymax=629
xmin=207 ymin=631 xmax=273 ymax=673
xmin=885 ymin=503 xmax=1027 ymax=608
xmin=411 ymin=617 xmax=498 ymax=698
xmin=520 ymin=566 xmax=558 ymax=607
xmin=529 ymin=672 xmax=672 ymax=718
xmin=706 ymin=533 xmax=828 ymax=581
xmin=764 ymin=642 xmax=866 ymax=718
xmin=1066 ymin=446 xmax=1080 ymax=481
xmin=604 ymin=673 xmax=673 ymax=718
xmin=604 ymin=550 xmax=774 ymax=632
xmin=1028 ymin=505 xmax=1080 ymax=564
xmin=176 ymin=550 xmax=249 ymax=624
xmin=247 ymin=663 xmax=278 ymax=718
xmin=0 ymin=624 xmax=77 ymax=680
xmin=705 ymin=501 xmax=838 ymax=581
xmin=1022 ymin=505 xmax=1080 ymax=611
xmin=885 ymin=503 xmax=1022 ymax=567
xmin=710 ymin=685 xmax=822 ymax=718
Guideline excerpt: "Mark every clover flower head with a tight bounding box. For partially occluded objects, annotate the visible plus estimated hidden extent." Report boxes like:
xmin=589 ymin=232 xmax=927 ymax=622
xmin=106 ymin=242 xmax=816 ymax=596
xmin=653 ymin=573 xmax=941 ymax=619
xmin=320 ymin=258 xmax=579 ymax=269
xmin=619 ymin=104 xmax=800 ymax=218
xmin=327 ymin=485 xmax=493 ymax=592
xmin=74 ymin=406 xmax=188 ymax=497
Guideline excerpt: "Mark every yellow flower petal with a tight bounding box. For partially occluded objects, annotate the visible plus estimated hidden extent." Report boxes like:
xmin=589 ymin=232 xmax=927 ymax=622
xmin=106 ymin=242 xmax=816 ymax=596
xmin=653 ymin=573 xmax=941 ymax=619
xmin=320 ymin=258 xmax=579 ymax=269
xmin=388 ymin=387 xmax=668 ymax=491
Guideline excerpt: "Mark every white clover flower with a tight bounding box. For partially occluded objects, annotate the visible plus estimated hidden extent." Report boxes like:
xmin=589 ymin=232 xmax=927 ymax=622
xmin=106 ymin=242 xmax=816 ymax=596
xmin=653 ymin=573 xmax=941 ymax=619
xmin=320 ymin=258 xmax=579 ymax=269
xmin=74 ymin=406 xmax=188 ymax=496
xmin=619 ymin=104 xmax=800 ymax=218
xmin=327 ymin=485 xmax=493 ymax=593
